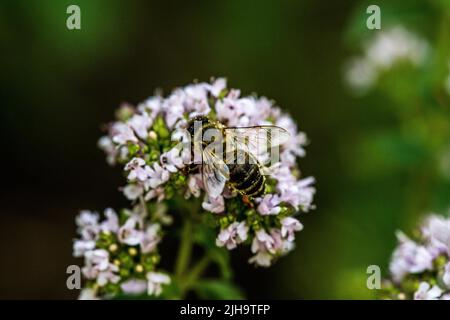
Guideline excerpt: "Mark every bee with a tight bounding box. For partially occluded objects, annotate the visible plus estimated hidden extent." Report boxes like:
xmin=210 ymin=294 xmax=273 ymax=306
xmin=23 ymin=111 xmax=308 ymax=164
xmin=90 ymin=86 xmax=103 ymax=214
xmin=185 ymin=115 xmax=289 ymax=201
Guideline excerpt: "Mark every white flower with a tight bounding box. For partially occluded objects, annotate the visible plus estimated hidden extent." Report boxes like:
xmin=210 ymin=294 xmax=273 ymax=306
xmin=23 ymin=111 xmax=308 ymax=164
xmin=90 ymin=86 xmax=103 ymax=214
xmin=100 ymin=208 xmax=119 ymax=233
xmin=98 ymin=136 xmax=118 ymax=165
xmin=147 ymin=272 xmax=171 ymax=296
xmin=389 ymin=232 xmax=434 ymax=283
xmin=366 ymin=27 xmax=428 ymax=69
xmin=427 ymin=215 xmax=450 ymax=255
xmin=118 ymin=216 xmax=143 ymax=246
xmin=123 ymin=184 xmax=144 ymax=201
xmin=141 ymin=224 xmax=161 ymax=254
xmin=186 ymin=173 xmax=203 ymax=198
xmin=137 ymin=96 xmax=163 ymax=119
xmin=281 ymin=217 xmax=303 ymax=242
xmin=84 ymin=249 xmax=110 ymax=273
xmin=164 ymin=90 xmax=186 ymax=128
xmin=216 ymin=222 xmax=249 ymax=250
xmin=202 ymin=195 xmax=225 ymax=213
xmin=208 ymin=78 xmax=227 ymax=97
xmin=414 ymin=282 xmax=443 ymax=300
xmin=144 ymin=187 xmax=165 ymax=202
xmin=443 ymin=262 xmax=450 ymax=288
xmin=73 ymin=240 xmax=96 ymax=257
xmin=96 ymin=266 xmax=120 ymax=287
xmin=249 ymin=229 xmax=281 ymax=266
xmin=248 ymin=251 xmax=273 ymax=267
xmin=253 ymin=229 xmax=276 ymax=253
xmin=78 ymin=288 xmax=99 ymax=300
xmin=145 ymin=162 xmax=170 ymax=189
xmin=128 ymin=113 xmax=152 ymax=140
xmin=160 ymin=147 xmax=184 ymax=173
xmin=125 ymin=158 xmax=150 ymax=182
xmin=184 ymin=83 xmax=211 ymax=117
xmin=121 ymin=279 xmax=147 ymax=295
xmin=257 ymin=194 xmax=282 ymax=215
xmin=111 ymin=122 xmax=138 ymax=145
xmin=275 ymin=115 xmax=306 ymax=157
xmin=82 ymin=249 xmax=120 ymax=286
xmin=76 ymin=210 xmax=100 ymax=240
xmin=276 ymin=173 xmax=316 ymax=211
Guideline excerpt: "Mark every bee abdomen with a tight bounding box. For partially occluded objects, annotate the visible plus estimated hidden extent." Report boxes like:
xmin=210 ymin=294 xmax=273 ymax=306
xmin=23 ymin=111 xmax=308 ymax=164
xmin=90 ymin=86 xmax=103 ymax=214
xmin=244 ymin=173 xmax=266 ymax=197
xmin=229 ymin=163 xmax=265 ymax=198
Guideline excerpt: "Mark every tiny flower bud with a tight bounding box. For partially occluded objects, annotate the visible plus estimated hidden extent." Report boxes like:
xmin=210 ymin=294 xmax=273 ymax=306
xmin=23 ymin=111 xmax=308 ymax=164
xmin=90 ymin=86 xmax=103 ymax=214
xmin=135 ymin=264 xmax=144 ymax=273
xmin=109 ymin=243 xmax=118 ymax=253
xmin=128 ymin=247 xmax=138 ymax=257
xmin=149 ymin=131 xmax=157 ymax=140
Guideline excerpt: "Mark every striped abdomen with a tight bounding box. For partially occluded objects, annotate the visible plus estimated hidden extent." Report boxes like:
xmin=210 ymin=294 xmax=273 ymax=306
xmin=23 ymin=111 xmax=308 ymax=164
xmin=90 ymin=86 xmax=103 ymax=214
xmin=228 ymin=152 xmax=265 ymax=198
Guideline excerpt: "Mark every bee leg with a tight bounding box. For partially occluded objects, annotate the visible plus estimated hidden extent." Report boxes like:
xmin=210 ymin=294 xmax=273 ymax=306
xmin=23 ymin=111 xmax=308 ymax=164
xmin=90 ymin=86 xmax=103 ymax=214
xmin=242 ymin=195 xmax=254 ymax=208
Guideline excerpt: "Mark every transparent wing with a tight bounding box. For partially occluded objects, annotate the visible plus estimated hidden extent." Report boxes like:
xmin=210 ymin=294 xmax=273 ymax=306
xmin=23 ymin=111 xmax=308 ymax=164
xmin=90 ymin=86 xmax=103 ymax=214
xmin=224 ymin=126 xmax=290 ymax=165
xmin=202 ymin=149 xmax=230 ymax=197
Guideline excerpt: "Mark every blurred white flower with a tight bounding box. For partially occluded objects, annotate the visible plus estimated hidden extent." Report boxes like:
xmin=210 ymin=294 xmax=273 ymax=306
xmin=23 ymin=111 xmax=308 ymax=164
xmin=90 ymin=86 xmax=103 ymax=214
xmin=147 ymin=272 xmax=171 ymax=296
xmin=414 ymin=282 xmax=443 ymax=300
xmin=345 ymin=26 xmax=429 ymax=94
xmin=76 ymin=210 xmax=100 ymax=241
xmin=137 ymin=96 xmax=163 ymax=119
xmin=216 ymin=221 xmax=248 ymax=250
xmin=257 ymin=194 xmax=281 ymax=215
xmin=389 ymin=232 xmax=434 ymax=283
xmin=73 ymin=239 xmax=96 ymax=257
xmin=128 ymin=113 xmax=152 ymax=140
xmin=98 ymin=136 xmax=117 ymax=165
xmin=123 ymin=184 xmax=144 ymax=201
xmin=186 ymin=173 xmax=203 ymax=198
xmin=160 ymin=147 xmax=184 ymax=173
xmin=281 ymin=217 xmax=303 ymax=242
xmin=82 ymin=249 xmax=120 ymax=286
xmin=125 ymin=158 xmax=150 ymax=182
xmin=101 ymin=208 xmax=119 ymax=233
xmin=249 ymin=229 xmax=279 ymax=267
xmin=145 ymin=162 xmax=170 ymax=189
xmin=427 ymin=216 xmax=450 ymax=256
xmin=118 ymin=216 xmax=143 ymax=246
xmin=202 ymin=195 xmax=225 ymax=213
xmin=121 ymin=279 xmax=147 ymax=295
xmin=141 ymin=224 xmax=161 ymax=254
xmin=78 ymin=288 xmax=99 ymax=300
xmin=443 ymin=262 xmax=450 ymax=287
xmin=144 ymin=186 xmax=166 ymax=202
xmin=111 ymin=122 xmax=138 ymax=145
xmin=208 ymin=78 xmax=227 ymax=97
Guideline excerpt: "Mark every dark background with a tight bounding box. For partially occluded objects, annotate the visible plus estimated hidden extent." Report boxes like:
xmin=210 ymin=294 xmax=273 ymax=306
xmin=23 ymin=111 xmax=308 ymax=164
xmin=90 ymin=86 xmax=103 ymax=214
xmin=1 ymin=0 xmax=449 ymax=299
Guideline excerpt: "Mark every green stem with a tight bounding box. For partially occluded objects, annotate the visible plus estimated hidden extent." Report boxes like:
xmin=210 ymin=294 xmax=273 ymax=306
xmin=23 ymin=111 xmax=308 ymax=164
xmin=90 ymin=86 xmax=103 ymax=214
xmin=180 ymin=255 xmax=211 ymax=296
xmin=175 ymin=218 xmax=193 ymax=279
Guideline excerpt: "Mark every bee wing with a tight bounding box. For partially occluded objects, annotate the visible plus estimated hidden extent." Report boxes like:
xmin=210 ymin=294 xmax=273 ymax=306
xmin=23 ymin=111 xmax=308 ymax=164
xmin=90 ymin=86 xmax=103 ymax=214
xmin=224 ymin=126 xmax=290 ymax=165
xmin=202 ymin=149 xmax=230 ymax=197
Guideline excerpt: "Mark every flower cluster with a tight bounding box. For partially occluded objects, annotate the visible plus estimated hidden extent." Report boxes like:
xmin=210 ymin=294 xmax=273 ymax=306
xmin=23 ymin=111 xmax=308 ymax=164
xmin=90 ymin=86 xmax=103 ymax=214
xmin=74 ymin=206 xmax=172 ymax=299
xmin=96 ymin=78 xmax=315 ymax=268
xmin=382 ymin=212 xmax=450 ymax=300
xmin=345 ymin=26 xmax=429 ymax=94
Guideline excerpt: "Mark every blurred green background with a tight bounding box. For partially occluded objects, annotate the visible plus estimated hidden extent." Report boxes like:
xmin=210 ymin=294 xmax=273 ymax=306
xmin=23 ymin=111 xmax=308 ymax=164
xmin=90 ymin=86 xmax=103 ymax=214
xmin=0 ymin=0 xmax=449 ymax=299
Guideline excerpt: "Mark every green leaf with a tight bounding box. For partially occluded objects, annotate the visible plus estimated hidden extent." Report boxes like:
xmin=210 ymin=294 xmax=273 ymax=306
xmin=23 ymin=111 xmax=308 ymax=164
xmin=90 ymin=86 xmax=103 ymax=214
xmin=194 ymin=279 xmax=245 ymax=300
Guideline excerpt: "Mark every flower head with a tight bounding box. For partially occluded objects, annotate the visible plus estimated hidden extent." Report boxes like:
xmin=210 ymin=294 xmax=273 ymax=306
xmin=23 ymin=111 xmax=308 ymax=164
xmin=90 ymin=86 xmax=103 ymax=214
xmin=382 ymin=212 xmax=450 ymax=299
